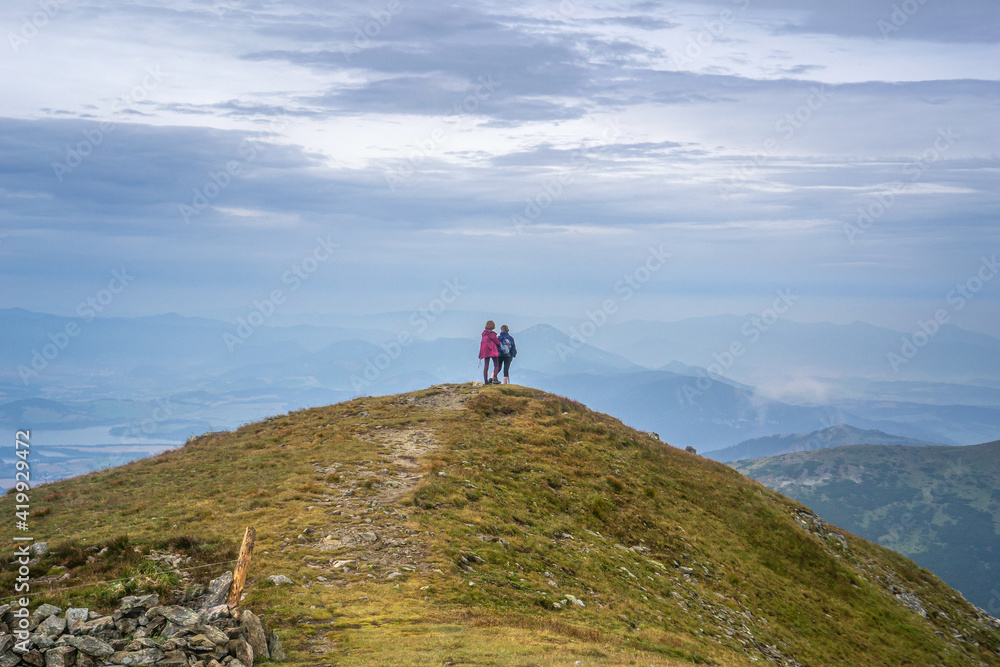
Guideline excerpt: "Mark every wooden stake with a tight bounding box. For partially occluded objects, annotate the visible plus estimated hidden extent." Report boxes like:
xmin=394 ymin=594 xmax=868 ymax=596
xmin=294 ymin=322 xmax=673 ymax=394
xmin=227 ymin=526 xmax=256 ymax=610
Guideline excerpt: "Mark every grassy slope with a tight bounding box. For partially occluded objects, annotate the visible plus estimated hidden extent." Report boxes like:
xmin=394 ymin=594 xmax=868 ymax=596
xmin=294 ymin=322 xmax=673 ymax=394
xmin=1 ymin=385 xmax=998 ymax=666
xmin=731 ymin=441 xmax=1000 ymax=613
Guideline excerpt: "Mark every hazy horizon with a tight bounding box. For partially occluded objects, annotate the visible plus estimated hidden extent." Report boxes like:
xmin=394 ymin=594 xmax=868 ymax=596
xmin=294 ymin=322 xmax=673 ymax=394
xmin=2 ymin=0 xmax=999 ymax=340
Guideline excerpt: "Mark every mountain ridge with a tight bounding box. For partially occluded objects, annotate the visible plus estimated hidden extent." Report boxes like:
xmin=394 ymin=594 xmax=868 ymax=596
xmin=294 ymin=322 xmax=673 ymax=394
xmin=731 ymin=439 xmax=1000 ymax=613
xmin=706 ymin=424 xmax=945 ymax=462
xmin=4 ymin=384 xmax=998 ymax=666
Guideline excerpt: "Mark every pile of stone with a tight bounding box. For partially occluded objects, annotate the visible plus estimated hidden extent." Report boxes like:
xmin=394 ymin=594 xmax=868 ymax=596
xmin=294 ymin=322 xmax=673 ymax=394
xmin=0 ymin=573 xmax=284 ymax=667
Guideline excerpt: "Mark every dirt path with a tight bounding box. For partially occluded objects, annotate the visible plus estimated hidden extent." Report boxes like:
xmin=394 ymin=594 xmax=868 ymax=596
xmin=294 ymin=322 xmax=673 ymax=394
xmin=299 ymin=387 xmax=470 ymax=585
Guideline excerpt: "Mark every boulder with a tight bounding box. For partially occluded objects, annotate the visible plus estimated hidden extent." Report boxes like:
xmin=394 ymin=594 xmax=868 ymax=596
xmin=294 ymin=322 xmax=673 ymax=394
xmin=119 ymin=595 xmax=159 ymax=618
xmin=203 ymin=605 xmax=230 ymax=623
xmin=65 ymin=608 xmax=89 ymax=634
xmin=240 ymin=610 xmax=269 ymax=660
xmin=22 ymin=649 xmax=45 ymax=667
xmin=36 ymin=615 xmax=66 ymax=638
xmin=0 ymin=652 xmax=22 ymax=667
xmin=64 ymin=634 xmax=114 ymax=659
xmin=267 ymin=629 xmax=286 ymax=661
xmin=194 ymin=624 xmax=229 ymax=646
xmin=119 ymin=647 xmax=164 ymax=666
xmin=43 ymin=645 xmax=75 ymax=667
xmin=185 ymin=635 xmax=217 ymax=652
xmin=78 ymin=616 xmax=117 ymax=637
xmin=31 ymin=543 xmax=49 ymax=557
xmin=149 ymin=606 xmax=200 ymax=627
xmin=228 ymin=638 xmax=253 ymax=666
xmin=266 ymin=574 xmax=292 ymax=586
xmin=158 ymin=650 xmax=189 ymax=666
xmin=202 ymin=573 xmax=233 ymax=609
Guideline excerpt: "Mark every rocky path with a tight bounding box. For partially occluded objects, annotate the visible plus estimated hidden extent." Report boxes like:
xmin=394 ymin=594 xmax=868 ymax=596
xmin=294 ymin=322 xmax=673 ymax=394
xmin=288 ymin=388 xmax=469 ymax=588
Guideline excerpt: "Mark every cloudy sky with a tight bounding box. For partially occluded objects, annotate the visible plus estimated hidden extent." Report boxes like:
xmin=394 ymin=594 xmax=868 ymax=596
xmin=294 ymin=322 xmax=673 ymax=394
xmin=2 ymin=0 xmax=998 ymax=335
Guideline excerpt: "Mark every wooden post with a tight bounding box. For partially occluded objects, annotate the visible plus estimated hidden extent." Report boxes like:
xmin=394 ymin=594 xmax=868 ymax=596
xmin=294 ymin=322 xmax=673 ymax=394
xmin=227 ymin=526 xmax=256 ymax=610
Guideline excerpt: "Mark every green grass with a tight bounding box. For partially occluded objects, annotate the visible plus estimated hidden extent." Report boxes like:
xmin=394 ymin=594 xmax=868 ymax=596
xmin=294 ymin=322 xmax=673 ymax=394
xmin=2 ymin=384 xmax=998 ymax=666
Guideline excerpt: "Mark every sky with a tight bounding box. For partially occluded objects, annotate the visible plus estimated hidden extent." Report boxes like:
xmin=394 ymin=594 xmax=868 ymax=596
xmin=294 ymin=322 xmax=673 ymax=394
xmin=1 ymin=0 xmax=999 ymax=336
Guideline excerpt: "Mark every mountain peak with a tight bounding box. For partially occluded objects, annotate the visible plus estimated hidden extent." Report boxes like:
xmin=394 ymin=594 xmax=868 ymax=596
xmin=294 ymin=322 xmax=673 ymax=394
xmin=5 ymin=384 xmax=998 ymax=665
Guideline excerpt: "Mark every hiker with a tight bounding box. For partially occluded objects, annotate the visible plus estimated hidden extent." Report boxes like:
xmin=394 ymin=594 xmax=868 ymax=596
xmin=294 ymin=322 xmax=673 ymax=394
xmin=479 ymin=320 xmax=501 ymax=384
xmin=497 ymin=325 xmax=517 ymax=384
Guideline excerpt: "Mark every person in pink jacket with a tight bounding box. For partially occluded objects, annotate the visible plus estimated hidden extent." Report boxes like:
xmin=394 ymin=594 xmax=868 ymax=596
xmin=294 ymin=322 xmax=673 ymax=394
xmin=479 ymin=320 xmax=501 ymax=384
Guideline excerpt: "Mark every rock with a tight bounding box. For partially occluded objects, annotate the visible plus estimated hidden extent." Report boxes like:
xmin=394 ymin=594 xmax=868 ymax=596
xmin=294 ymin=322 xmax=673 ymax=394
xmin=37 ymin=614 xmax=66 ymax=637
xmin=115 ymin=618 xmax=137 ymax=635
xmin=203 ymin=605 xmax=231 ymax=623
xmin=119 ymin=647 xmax=165 ymax=666
xmin=43 ymin=645 xmax=76 ymax=667
xmin=124 ymin=638 xmax=159 ymax=652
xmin=267 ymin=629 xmax=286 ymax=661
xmin=241 ymin=610 xmax=269 ymax=661
xmin=203 ymin=573 xmax=233 ymax=609
xmin=358 ymin=531 xmax=378 ymax=543
xmin=120 ymin=595 xmax=159 ymax=617
xmin=685 ymin=446 xmax=697 ymax=454
xmin=65 ymin=608 xmax=89 ymax=634
xmin=31 ymin=542 xmax=49 ymax=557
xmin=266 ymin=575 xmax=293 ymax=586
xmin=163 ymin=650 xmax=191 ymax=666
xmin=228 ymin=638 xmax=253 ymax=666
xmin=150 ymin=605 xmax=200 ymax=626
xmin=22 ymin=649 xmax=45 ymax=667
xmin=110 ymin=639 xmax=129 ymax=651
xmin=76 ymin=654 xmax=96 ymax=667
xmin=79 ymin=616 xmax=117 ymax=637
xmin=895 ymin=592 xmax=929 ymax=619
xmin=186 ymin=634 xmax=218 ymax=652
xmin=565 ymin=594 xmax=586 ymax=607
xmin=0 ymin=653 xmax=21 ymax=667
xmin=195 ymin=625 xmax=230 ymax=647
xmin=32 ymin=605 xmax=62 ymax=624
xmin=64 ymin=635 xmax=115 ymax=659
xmin=0 ymin=635 xmax=13 ymax=654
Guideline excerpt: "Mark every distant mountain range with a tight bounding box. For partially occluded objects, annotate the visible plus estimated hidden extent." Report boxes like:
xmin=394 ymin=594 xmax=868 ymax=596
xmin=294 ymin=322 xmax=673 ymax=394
xmin=2 ymin=306 xmax=999 ymax=489
xmin=731 ymin=440 xmax=1000 ymax=612
xmin=706 ymin=424 xmax=944 ymax=462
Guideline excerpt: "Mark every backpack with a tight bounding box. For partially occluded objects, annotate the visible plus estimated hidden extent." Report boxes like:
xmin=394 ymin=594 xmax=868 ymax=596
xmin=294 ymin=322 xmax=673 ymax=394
xmin=498 ymin=336 xmax=511 ymax=356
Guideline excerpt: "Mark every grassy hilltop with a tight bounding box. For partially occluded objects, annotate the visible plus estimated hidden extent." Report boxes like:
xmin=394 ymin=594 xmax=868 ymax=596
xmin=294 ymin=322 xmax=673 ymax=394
xmin=3 ymin=384 xmax=999 ymax=666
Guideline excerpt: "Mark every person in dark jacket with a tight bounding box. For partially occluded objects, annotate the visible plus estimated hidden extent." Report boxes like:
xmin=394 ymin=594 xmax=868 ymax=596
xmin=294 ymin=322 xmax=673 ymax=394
xmin=479 ymin=320 xmax=501 ymax=384
xmin=496 ymin=325 xmax=517 ymax=384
